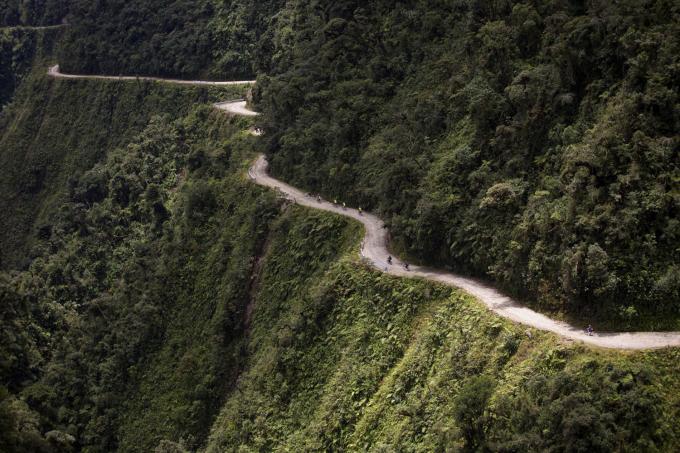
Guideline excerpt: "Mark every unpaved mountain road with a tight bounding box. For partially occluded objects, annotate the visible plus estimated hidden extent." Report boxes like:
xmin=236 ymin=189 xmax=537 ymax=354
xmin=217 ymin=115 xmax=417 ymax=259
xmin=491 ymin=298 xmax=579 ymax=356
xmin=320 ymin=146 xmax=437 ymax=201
xmin=49 ymin=65 xmax=257 ymax=115
xmin=48 ymin=65 xmax=255 ymax=86
xmin=47 ymin=66 xmax=680 ymax=350
xmin=1 ymin=25 xmax=66 ymax=30
xmin=247 ymin=155 xmax=680 ymax=351
xmin=214 ymin=100 xmax=260 ymax=116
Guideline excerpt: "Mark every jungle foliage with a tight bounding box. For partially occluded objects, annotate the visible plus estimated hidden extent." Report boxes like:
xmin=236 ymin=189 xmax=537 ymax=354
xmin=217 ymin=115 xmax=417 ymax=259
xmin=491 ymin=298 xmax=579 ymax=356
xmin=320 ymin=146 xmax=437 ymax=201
xmin=0 ymin=96 xmax=279 ymax=451
xmin=0 ymin=25 xmax=60 ymax=108
xmin=1 ymin=1 xmax=679 ymax=452
xmin=56 ymin=0 xmax=284 ymax=80
xmin=5 ymin=122 xmax=676 ymax=450
xmin=0 ymin=67 xmax=247 ymax=269
xmin=0 ymin=0 xmax=67 ymax=26
xmin=255 ymin=0 xmax=680 ymax=328
xmin=205 ymin=206 xmax=680 ymax=452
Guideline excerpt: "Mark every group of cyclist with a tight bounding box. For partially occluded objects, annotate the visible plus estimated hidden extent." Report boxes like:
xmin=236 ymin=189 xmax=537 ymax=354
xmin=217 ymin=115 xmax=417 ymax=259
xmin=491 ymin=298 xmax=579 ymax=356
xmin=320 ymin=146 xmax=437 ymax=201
xmin=310 ymin=193 xmax=365 ymax=215
xmin=386 ymin=255 xmax=409 ymax=271
xmin=306 ymin=194 xmax=410 ymax=271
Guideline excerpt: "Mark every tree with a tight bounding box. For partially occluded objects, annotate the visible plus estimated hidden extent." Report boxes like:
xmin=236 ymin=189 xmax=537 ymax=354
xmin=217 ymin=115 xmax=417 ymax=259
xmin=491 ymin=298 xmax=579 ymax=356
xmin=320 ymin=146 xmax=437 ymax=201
xmin=453 ymin=375 xmax=495 ymax=451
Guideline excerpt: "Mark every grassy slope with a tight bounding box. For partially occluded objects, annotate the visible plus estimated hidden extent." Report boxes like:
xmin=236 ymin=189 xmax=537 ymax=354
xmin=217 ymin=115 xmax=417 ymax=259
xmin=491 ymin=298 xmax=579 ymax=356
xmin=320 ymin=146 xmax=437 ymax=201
xmin=0 ymin=67 xmax=247 ymax=269
xmin=0 ymin=26 xmax=61 ymax=107
xmin=206 ymin=206 xmax=680 ymax=452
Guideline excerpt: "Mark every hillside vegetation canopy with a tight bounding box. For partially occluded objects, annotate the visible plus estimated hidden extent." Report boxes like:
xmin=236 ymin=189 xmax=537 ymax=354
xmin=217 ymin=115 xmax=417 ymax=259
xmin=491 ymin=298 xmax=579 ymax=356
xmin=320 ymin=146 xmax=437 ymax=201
xmin=0 ymin=0 xmax=679 ymax=452
xmin=56 ymin=0 xmax=284 ymax=80
xmin=50 ymin=0 xmax=680 ymax=326
xmin=252 ymin=0 xmax=680 ymax=327
xmin=0 ymin=0 xmax=67 ymax=26
xmin=1 ymin=89 xmax=678 ymax=451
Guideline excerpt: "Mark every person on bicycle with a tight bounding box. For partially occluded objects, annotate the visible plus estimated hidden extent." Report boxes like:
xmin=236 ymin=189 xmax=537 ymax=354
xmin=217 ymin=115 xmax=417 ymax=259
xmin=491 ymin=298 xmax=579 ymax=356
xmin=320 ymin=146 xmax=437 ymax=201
xmin=586 ymin=324 xmax=594 ymax=336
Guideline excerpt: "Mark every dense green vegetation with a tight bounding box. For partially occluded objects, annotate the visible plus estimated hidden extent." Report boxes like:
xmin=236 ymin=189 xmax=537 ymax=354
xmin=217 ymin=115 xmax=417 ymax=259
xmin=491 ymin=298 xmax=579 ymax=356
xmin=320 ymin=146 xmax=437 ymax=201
xmin=255 ymin=0 xmax=680 ymax=328
xmin=0 ymin=67 xmax=248 ymax=269
xmin=1 ymin=1 xmax=679 ymax=452
xmin=3 ymin=105 xmax=678 ymax=450
xmin=57 ymin=0 xmax=284 ymax=80
xmin=0 ymin=26 xmax=60 ymax=108
xmin=205 ymin=215 xmax=680 ymax=451
xmin=0 ymin=95 xmax=277 ymax=451
xmin=0 ymin=0 xmax=67 ymax=26
xmin=45 ymin=0 xmax=679 ymax=329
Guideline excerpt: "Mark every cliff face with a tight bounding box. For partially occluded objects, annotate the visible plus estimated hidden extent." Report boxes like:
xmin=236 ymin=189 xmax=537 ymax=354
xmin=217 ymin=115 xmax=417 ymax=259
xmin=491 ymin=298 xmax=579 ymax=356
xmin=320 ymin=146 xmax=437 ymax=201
xmin=1 ymin=74 xmax=678 ymax=451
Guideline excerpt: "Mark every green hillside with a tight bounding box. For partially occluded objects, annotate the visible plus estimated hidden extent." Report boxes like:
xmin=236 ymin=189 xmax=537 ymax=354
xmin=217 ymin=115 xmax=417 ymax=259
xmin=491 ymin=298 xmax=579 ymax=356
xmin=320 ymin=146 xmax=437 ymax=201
xmin=0 ymin=1 xmax=678 ymax=452
xmin=0 ymin=26 xmax=61 ymax=107
xmin=1 ymin=98 xmax=271 ymax=451
xmin=2 ymin=93 xmax=678 ymax=450
xmin=206 ymin=208 xmax=680 ymax=452
xmin=255 ymin=0 xmax=680 ymax=328
xmin=0 ymin=0 xmax=66 ymax=27
xmin=56 ymin=0 xmax=284 ymax=80
xmin=0 ymin=66 xmax=247 ymax=269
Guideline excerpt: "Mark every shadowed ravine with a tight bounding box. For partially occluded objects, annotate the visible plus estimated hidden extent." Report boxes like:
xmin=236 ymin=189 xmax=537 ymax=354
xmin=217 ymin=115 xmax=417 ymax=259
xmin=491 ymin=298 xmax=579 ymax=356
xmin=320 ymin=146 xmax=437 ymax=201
xmin=47 ymin=66 xmax=680 ymax=350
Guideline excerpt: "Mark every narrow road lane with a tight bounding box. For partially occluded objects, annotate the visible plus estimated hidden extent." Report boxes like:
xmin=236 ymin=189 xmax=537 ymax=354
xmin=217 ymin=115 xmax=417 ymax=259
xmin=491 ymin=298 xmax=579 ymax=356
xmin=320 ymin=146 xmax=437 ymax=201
xmin=46 ymin=66 xmax=680 ymax=350
xmin=48 ymin=65 xmax=255 ymax=86
xmin=214 ymin=100 xmax=260 ymax=116
xmin=247 ymin=154 xmax=680 ymax=350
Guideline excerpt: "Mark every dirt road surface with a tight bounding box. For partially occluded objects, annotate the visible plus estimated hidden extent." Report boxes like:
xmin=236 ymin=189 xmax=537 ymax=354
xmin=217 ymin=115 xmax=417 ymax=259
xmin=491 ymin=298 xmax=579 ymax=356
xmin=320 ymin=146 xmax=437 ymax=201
xmin=44 ymin=68 xmax=680 ymax=350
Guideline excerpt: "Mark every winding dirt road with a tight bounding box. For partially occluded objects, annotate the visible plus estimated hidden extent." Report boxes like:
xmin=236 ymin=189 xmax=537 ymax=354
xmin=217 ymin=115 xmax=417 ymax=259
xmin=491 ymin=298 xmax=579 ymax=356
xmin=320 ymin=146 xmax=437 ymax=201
xmin=247 ymin=155 xmax=680 ymax=350
xmin=46 ymin=66 xmax=680 ymax=350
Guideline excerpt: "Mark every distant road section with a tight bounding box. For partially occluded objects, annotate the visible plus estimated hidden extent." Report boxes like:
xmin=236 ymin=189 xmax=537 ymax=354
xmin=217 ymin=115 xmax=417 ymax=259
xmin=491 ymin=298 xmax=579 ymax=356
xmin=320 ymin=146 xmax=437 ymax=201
xmin=1 ymin=24 xmax=66 ymax=30
xmin=48 ymin=65 xmax=256 ymax=86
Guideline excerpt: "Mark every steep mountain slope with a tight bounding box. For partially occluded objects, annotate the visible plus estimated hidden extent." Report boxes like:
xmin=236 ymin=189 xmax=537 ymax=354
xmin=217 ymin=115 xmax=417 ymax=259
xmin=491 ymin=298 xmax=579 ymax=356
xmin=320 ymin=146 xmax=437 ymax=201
xmin=255 ymin=0 xmax=680 ymax=328
xmin=0 ymin=26 xmax=60 ymax=108
xmin=0 ymin=1 xmax=678 ymax=452
xmin=0 ymin=67 xmax=245 ymax=269
xmin=57 ymin=0 xmax=284 ymax=80
xmin=3 ymin=96 xmax=678 ymax=450
xmin=205 ymin=206 xmax=680 ymax=452
xmin=1 ymin=98 xmax=271 ymax=451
